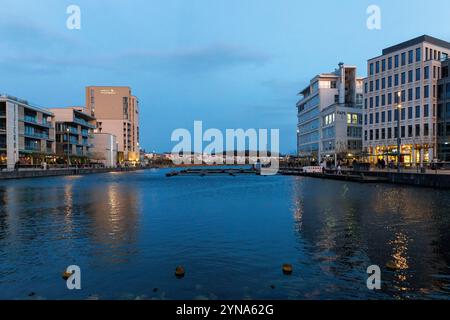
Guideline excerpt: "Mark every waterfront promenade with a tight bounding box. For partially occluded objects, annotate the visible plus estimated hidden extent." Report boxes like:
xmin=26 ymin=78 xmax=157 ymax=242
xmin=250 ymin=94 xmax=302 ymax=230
xmin=279 ymin=166 xmax=450 ymax=189
xmin=0 ymin=166 xmax=139 ymax=180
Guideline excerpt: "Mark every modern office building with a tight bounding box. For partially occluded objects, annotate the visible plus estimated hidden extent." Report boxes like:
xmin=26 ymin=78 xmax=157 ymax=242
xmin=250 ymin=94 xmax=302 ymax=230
xmin=85 ymin=86 xmax=140 ymax=163
xmin=296 ymin=63 xmax=364 ymax=164
xmin=438 ymin=58 xmax=450 ymax=161
xmin=49 ymin=107 xmax=96 ymax=162
xmin=89 ymin=132 xmax=118 ymax=167
xmin=1 ymin=94 xmax=56 ymax=169
xmin=363 ymin=35 xmax=450 ymax=166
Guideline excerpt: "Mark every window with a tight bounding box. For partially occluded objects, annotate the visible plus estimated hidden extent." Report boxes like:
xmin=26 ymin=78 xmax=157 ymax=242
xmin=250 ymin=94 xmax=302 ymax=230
xmin=370 ymin=63 xmax=374 ymax=75
xmin=424 ymin=104 xmax=429 ymax=117
xmin=408 ymin=88 xmax=413 ymax=101
xmin=382 ymin=95 xmax=386 ymax=106
xmin=416 ymin=48 xmax=421 ymax=62
xmin=424 ymin=85 xmax=429 ymax=98
xmin=408 ymin=50 xmax=414 ymax=64
xmin=381 ymin=128 xmax=386 ymax=140
xmin=424 ymin=123 xmax=429 ymax=136
xmin=382 ymin=59 xmax=386 ymax=72
xmin=376 ymin=96 xmax=379 ymax=107
xmin=388 ymin=110 xmax=392 ymax=122
xmin=395 ymin=55 xmax=399 ymax=68
xmin=381 ymin=111 xmax=386 ymax=123
xmin=376 ymin=79 xmax=380 ymax=91
xmin=388 ymin=57 xmax=393 ymax=70
xmin=370 ymin=113 xmax=373 ymax=124
xmin=408 ymin=70 xmax=413 ymax=83
xmin=424 ymin=66 xmax=429 ymax=79
xmin=388 ymin=93 xmax=392 ymax=105
xmin=415 ymin=105 xmax=420 ymax=118
xmin=408 ymin=106 xmax=413 ymax=119
xmin=408 ymin=125 xmax=413 ymax=137
xmin=376 ymin=61 xmax=380 ymax=73
xmin=401 ymin=126 xmax=405 ymax=137
xmin=401 ymin=108 xmax=406 ymax=120
xmin=416 ymin=68 xmax=421 ymax=81
xmin=382 ymin=78 xmax=386 ymax=89
xmin=394 ymin=74 xmax=399 ymax=86
xmin=388 ymin=128 xmax=392 ymax=139
xmin=416 ymin=87 xmax=421 ymax=100
xmin=388 ymin=76 xmax=392 ymax=88
xmin=415 ymin=124 xmax=420 ymax=136
xmin=376 ymin=112 xmax=379 ymax=124
xmin=401 ymin=52 xmax=406 ymax=66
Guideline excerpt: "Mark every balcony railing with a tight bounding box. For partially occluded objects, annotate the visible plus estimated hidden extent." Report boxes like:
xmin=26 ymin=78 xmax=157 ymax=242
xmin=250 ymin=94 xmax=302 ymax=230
xmin=74 ymin=117 xmax=95 ymax=129
xmin=23 ymin=131 xmax=49 ymax=139
xmin=22 ymin=116 xmax=52 ymax=128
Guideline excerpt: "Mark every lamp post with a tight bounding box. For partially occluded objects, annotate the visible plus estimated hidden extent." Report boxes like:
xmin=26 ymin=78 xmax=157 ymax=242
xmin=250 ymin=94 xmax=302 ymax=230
xmin=66 ymin=127 xmax=71 ymax=168
xmin=396 ymin=92 xmax=402 ymax=173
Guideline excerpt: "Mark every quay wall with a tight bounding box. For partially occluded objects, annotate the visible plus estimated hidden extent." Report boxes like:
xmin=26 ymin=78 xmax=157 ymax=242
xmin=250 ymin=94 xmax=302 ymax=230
xmin=0 ymin=167 xmax=139 ymax=180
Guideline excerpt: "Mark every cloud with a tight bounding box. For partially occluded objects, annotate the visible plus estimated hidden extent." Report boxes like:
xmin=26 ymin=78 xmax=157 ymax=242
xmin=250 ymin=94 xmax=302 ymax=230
xmin=0 ymin=39 xmax=270 ymax=76
xmin=117 ymin=44 xmax=270 ymax=74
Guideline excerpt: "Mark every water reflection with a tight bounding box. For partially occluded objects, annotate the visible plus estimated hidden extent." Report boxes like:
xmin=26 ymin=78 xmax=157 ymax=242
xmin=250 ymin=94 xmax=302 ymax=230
xmin=0 ymin=171 xmax=449 ymax=300
xmin=291 ymin=177 xmax=450 ymax=299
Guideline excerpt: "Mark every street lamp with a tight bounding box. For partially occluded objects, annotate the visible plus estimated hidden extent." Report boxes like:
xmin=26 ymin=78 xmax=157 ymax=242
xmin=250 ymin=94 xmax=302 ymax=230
xmin=396 ymin=92 xmax=402 ymax=173
xmin=66 ymin=127 xmax=71 ymax=167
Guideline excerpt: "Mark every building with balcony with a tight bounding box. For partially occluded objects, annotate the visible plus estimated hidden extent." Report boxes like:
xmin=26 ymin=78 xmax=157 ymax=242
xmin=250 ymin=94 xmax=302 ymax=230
xmin=49 ymin=107 xmax=96 ymax=163
xmin=85 ymin=86 xmax=140 ymax=164
xmin=363 ymin=35 xmax=450 ymax=166
xmin=1 ymin=94 xmax=56 ymax=169
xmin=296 ymin=63 xmax=364 ymax=164
xmin=438 ymin=58 xmax=450 ymax=161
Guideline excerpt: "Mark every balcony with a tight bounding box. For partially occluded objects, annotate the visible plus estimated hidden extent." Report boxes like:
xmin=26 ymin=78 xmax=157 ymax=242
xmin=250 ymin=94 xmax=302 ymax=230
xmin=74 ymin=117 xmax=96 ymax=129
xmin=21 ymin=116 xmax=52 ymax=128
xmin=23 ymin=131 xmax=50 ymax=140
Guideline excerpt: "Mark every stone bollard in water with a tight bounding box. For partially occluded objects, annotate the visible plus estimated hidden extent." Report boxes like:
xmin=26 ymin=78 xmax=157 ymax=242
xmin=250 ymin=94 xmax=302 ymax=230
xmin=175 ymin=266 xmax=185 ymax=278
xmin=282 ymin=264 xmax=293 ymax=275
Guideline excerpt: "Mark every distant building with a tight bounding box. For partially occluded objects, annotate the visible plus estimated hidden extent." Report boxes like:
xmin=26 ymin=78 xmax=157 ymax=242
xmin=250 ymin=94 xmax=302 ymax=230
xmin=85 ymin=86 xmax=140 ymax=164
xmin=363 ymin=35 xmax=450 ymax=165
xmin=438 ymin=58 xmax=450 ymax=161
xmin=1 ymin=94 xmax=56 ymax=169
xmin=89 ymin=133 xmax=117 ymax=167
xmin=49 ymin=107 xmax=96 ymax=163
xmin=296 ymin=63 xmax=364 ymax=163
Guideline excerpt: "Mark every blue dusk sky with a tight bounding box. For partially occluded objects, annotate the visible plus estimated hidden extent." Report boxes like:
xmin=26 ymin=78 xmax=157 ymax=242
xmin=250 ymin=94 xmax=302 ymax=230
xmin=1 ymin=0 xmax=450 ymax=153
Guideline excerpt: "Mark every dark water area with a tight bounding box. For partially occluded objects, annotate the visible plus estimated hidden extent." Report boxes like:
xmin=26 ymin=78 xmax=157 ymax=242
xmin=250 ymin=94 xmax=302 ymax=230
xmin=0 ymin=169 xmax=449 ymax=300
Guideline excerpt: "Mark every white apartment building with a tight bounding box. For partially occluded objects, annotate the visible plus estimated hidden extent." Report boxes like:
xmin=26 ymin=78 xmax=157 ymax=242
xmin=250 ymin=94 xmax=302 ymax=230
xmin=296 ymin=63 xmax=364 ymax=164
xmin=363 ymin=35 xmax=450 ymax=165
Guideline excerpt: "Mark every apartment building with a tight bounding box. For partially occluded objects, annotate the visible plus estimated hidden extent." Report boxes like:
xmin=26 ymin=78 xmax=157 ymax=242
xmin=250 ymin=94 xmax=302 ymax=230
xmin=85 ymin=86 xmax=140 ymax=163
xmin=363 ymin=35 xmax=450 ymax=166
xmin=296 ymin=63 xmax=364 ymax=164
xmin=49 ymin=107 xmax=96 ymax=162
xmin=0 ymin=94 xmax=55 ymax=169
xmin=438 ymin=58 xmax=450 ymax=161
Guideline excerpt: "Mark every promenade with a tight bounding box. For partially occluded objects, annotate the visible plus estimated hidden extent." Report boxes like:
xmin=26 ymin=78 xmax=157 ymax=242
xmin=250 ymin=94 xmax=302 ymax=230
xmin=0 ymin=166 xmax=139 ymax=180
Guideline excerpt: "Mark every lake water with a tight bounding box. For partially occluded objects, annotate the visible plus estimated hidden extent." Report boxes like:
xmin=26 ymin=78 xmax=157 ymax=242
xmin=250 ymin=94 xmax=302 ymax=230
xmin=0 ymin=169 xmax=449 ymax=300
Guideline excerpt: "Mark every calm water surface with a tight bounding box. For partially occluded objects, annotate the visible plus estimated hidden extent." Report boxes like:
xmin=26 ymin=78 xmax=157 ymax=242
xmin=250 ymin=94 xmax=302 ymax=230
xmin=0 ymin=169 xmax=449 ymax=300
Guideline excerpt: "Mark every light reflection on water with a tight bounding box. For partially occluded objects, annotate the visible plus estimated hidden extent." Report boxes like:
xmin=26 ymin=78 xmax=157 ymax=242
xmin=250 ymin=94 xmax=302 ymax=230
xmin=0 ymin=170 xmax=449 ymax=300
